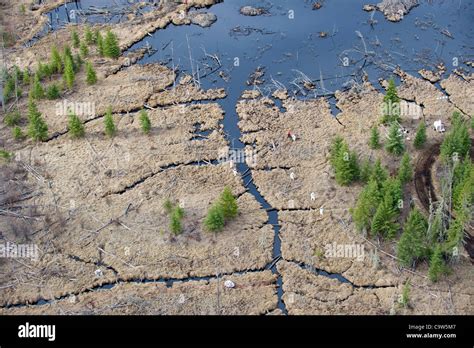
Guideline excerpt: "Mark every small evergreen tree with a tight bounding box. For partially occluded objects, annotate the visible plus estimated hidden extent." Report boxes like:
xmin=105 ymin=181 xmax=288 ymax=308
xmin=50 ymin=45 xmax=62 ymax=73
xmin=398 ymin=152 xmax=413 ymax=185
xmin=68 ymin=110 xmax=85 ymax=138
xmin=3 ymin=76 xmax=15 ymax=101
xmin=381 ymin=78 xmax=401 ymax=124
xmin=413 ymin=121 xmax=427 ymax=149
xmin=37 ymin=62 xmax=52 ymax=80
xmin=80 ymin=42 xmax=89 ymax=58
xmin=428 ymin=245 xmax=445 ymax=282
xmin=86 ymin=62 xmax=97 ymax=85
xmin=27 ymin=99 xmax=48 ymax=141
xmin=219 ymin=187 xmax=238 ymax=220
xmin=204 ymin=204 xmax=225 ymax=233
xmin=170 ymin=206 xmax=185 ymax=235
xmin=334 ymin=142 xmax=359 ymax=186
xmin=371 ymin=195 xmax=399 ymax=239
xmin=163 ymin=199 xmax=174 ymax=214
xmin=382 ymin=177 xmax=403 ymax=212
xmin=96 ymin=31 xmax=105 ymax=56
xmin=22 ymin=69 xmax=30 ymax=85
xmin=370 ymin=159 xmax=388 ymax=190
xmin=12 ymin=126 xmax=24 ymax=140
xmin=104 ymin=107 xmax=116 ymax=137
xmin=104 ymin=30 xmax=120 ymax=59
xmin=397 ymin=209 xmax=429 ymax=267
xmin=63 ymin=55 xmax=75 ymax=89
xmin=386 ymin=122 xmax=405 ymax=156
xmin=74 ymin=53 xmax=83 ymax=71
xmin=440 ymin=112 xmax=471 ymax=162
xmin=85 ymin=26 xmax=94 ymax=45
xmin=63 ymin=45 xmax=73 ymax=63
xmin=369 ymin=126 xmax=381 ymax=149
xmin=139 ymin=110 xmax=151 ymax=134
xmin=359 ymin=158 xmax=373 ymax=183
xmin=400 ymin=281 xmax=410 ymax=308
xmin=4 ymin=109 xmax=21 ymax=127
xmin=329 ymin=136 xmax=344 ymax=167
xmin=71 ymin=30 xmax=80 ymax=48
xmin=352 ymin=178 xmax=382 ymax=233
xmin=46 ymin=83 xmax=60 ymax=100
xmin=30 ymin=73 xmax=44 ymax=99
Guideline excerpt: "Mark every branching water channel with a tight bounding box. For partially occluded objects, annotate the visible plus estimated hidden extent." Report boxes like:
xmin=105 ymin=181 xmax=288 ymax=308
xmin=26 ymin=0 xmax=474 ymax=313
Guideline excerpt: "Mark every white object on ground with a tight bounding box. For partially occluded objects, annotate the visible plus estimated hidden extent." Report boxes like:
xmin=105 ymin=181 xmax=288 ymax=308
xmin=224 ymin=280 xmax=235 ymax=289
xmin=434 ymin=120 xmax=445 ymax=133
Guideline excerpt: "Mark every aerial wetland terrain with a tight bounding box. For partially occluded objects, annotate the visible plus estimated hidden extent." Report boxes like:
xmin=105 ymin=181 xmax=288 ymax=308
xmin=0 ymin=0 xmax=472 ymax=315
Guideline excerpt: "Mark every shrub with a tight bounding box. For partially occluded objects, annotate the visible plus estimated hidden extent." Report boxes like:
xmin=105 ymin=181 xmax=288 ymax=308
xmin=163 ymin=199 xmax=174 ymax=214
xmin=0 ymin=149 xmax=12 ymax=161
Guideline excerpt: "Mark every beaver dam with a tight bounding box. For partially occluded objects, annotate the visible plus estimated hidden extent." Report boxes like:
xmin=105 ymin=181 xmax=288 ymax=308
xmin=0 ymin=0 xmax=472 ymax=315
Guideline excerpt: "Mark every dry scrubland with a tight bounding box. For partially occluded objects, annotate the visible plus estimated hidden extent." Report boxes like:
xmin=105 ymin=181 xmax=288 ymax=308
xmin=0 ymin=0 xmax=473 ymax=315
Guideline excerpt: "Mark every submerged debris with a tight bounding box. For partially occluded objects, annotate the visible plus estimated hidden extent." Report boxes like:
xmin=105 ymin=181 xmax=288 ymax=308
xmin=247 ymin=66 xmax=266 ymax=86
xmin=240 ymin=6 xmax=267 ymax=16
xmin=188 ymin=12 xmax=217 ymax=28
